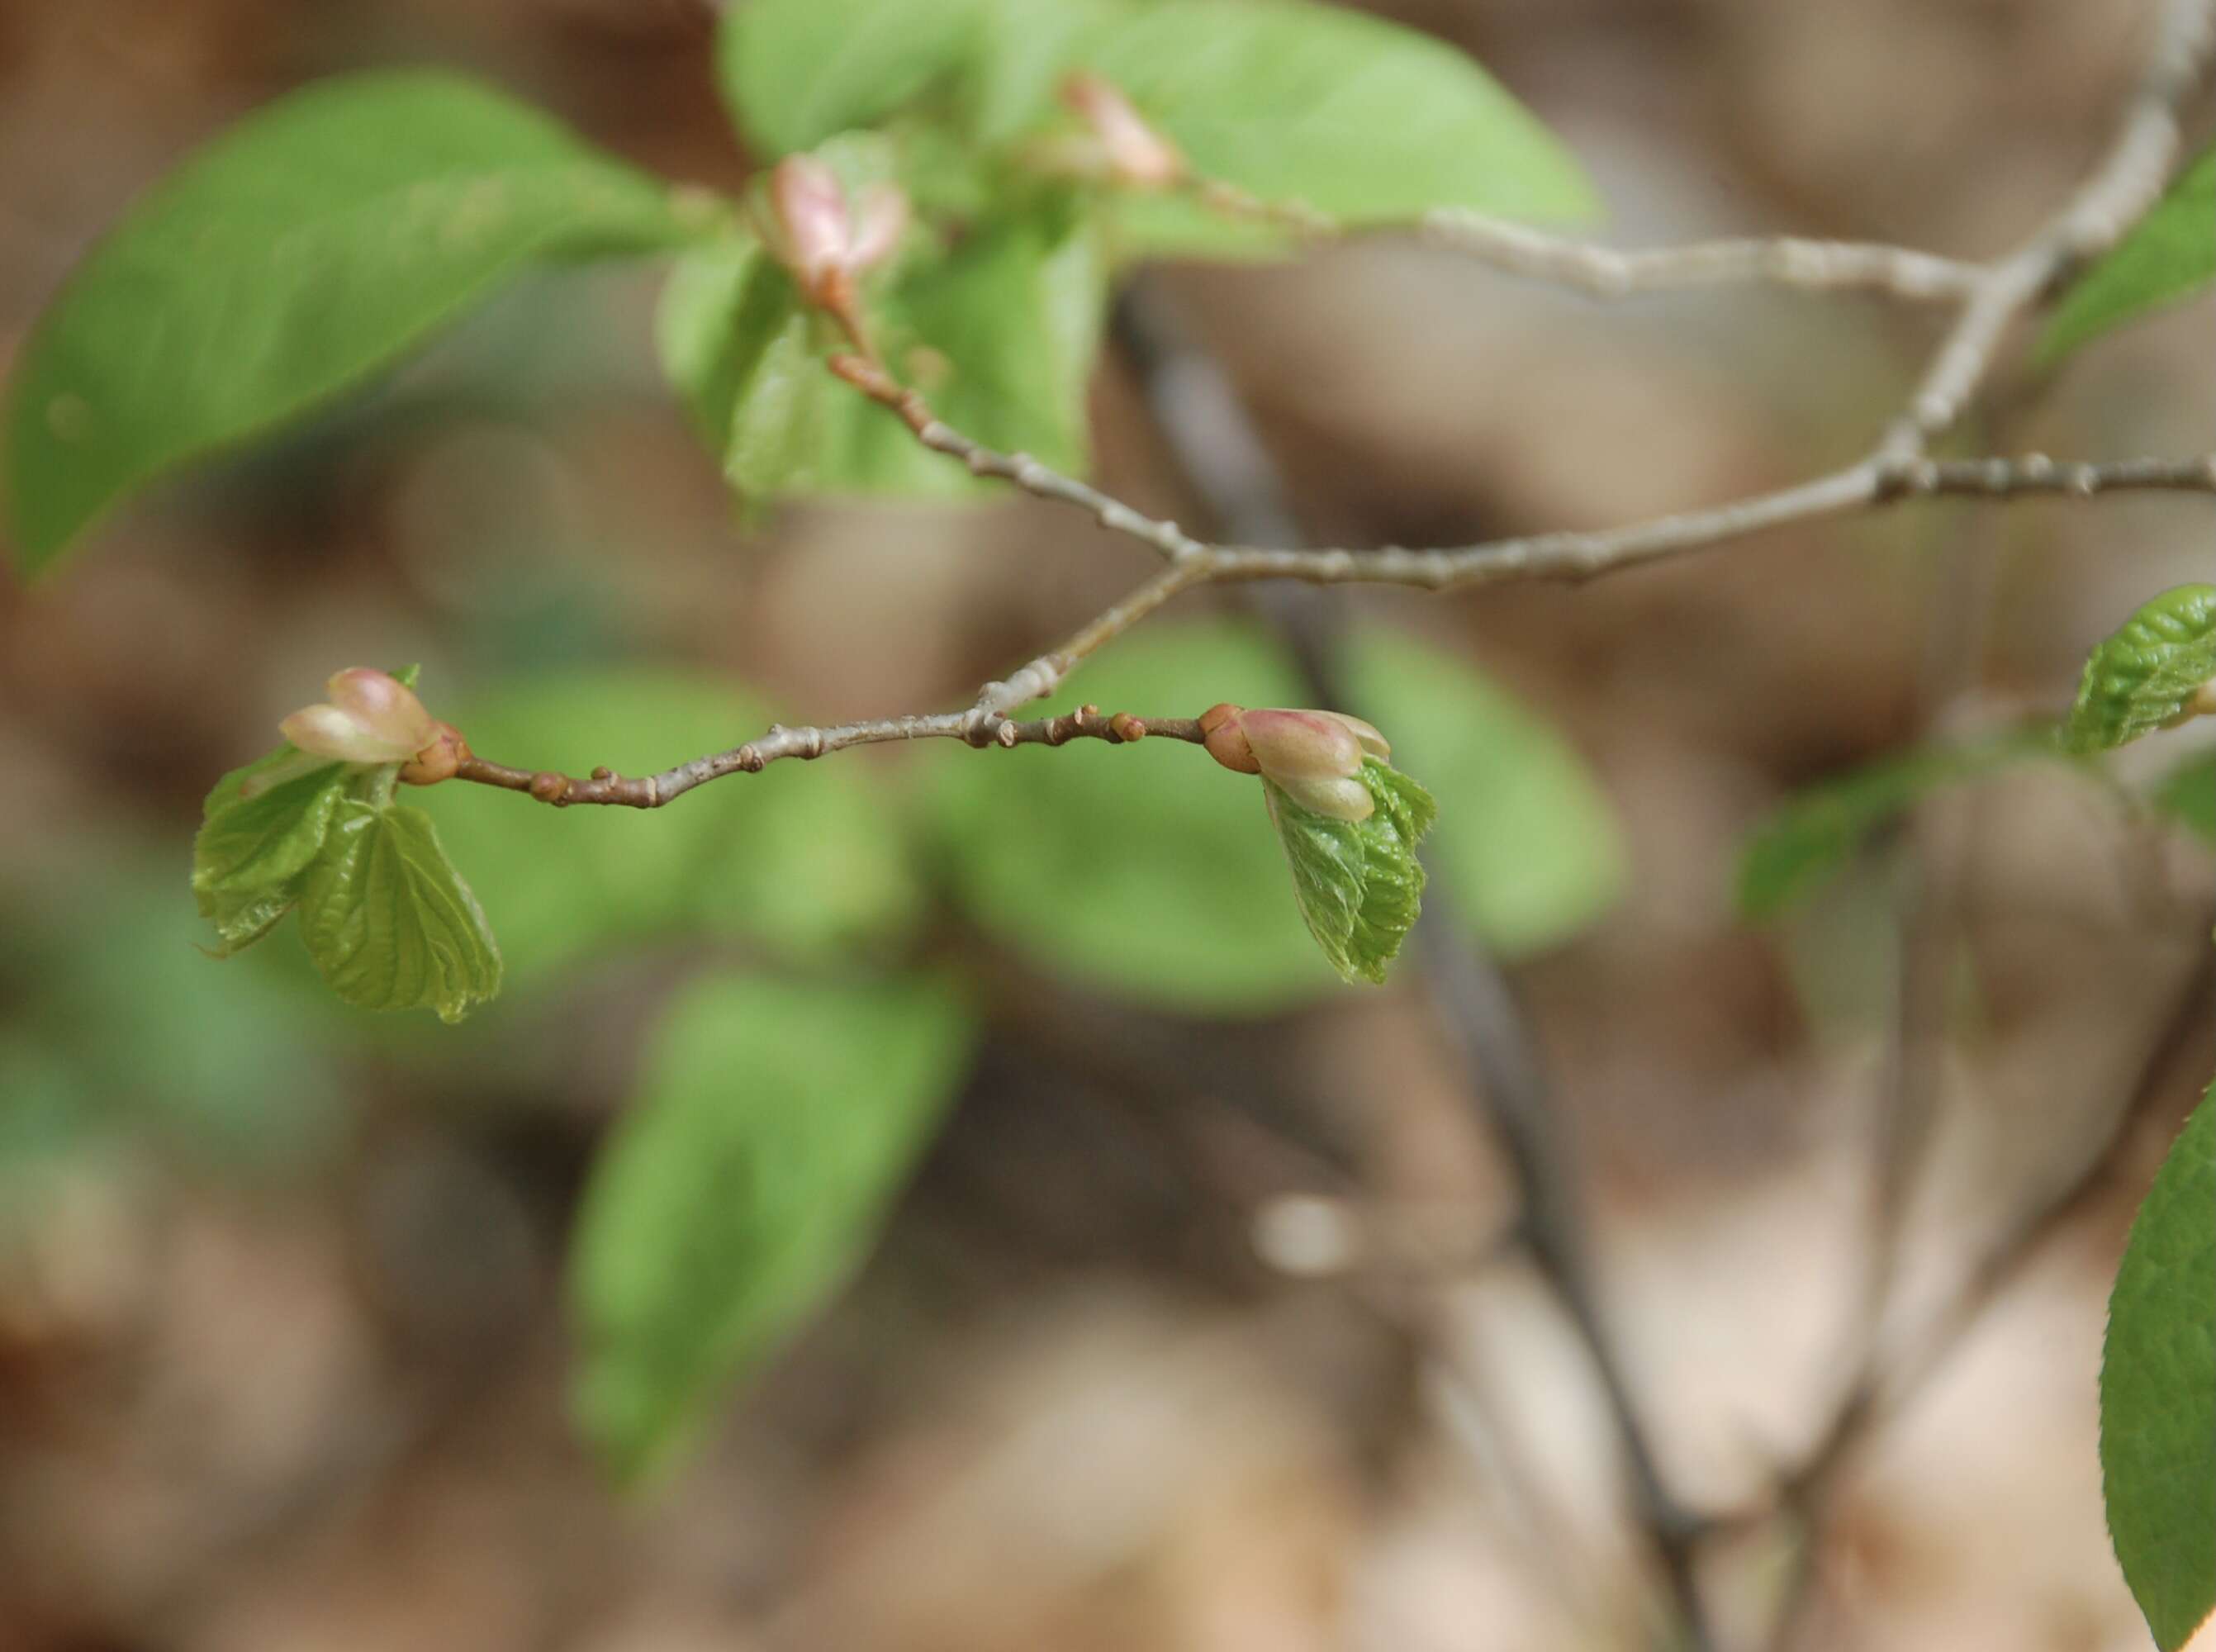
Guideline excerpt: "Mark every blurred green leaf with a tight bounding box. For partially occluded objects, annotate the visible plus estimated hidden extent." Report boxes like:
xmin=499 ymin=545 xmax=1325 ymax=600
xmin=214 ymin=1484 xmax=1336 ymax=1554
xmin=717 ymin=0 xmax=985 ymax=156
xmin=1079 ymin=0 xmax=1596 ymax=231
xmin=2065 ymin=584 xmax=2216 ymax=754
xmin=2101 ymin=1082 xmax=2215 ymax=1650
xmin=2041 ymin=150 xmax=2215 ymax=363
xmin=1343 ymin=629 xmax=1625 ymax=955
xmin=4 ymin=72 xmax=714 ymax=570
xmin=958 ymin=0 xmax=1127 ymax=145
xmin=299 ymin=800 xmax=503 ymax=1023
xmin=928 ymin=620 xmax=1334 ymax=1012
xmin=422 ymin=675 xmax=923 ymax=980
xmin=571 ymin=971 xmax=975 ymax=1484
xmin=1738 ymin=729 xmax=2063 ymax=920
xmin=1268 ymin=759 xmax=1435 ymax=985
xmin=192 ymin=748 xmax=351 ymax=954
xmin=6 ymin=861 xmax=344 ymax=1169
xmin=2152 ymin=752 xmax=2216 ymax=844
xmin=658 ymin=198 xmax=1105 ymax=503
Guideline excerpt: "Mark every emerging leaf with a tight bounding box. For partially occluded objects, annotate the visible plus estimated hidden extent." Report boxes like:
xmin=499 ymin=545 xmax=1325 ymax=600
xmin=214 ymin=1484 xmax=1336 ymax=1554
xmin=192 ymin=748 xmax=353 ymax=954
xmin=570 ymin=971 xmax=976 ymax=1485
xmin=2041 ymin=149 xmax=2216 ymax=363
xmin=4 ymin=71 xmax=714 ymax=570
xmin=297 ymin=800 xmax=503 ymax=1023
xmin=1266 ymin=757 xmax=1439 ymax=985
xmin=2064 ymin=585 xmax=2216 ymax=754
xmin=2101 ymin=1083 xmax=2215 ymax=1650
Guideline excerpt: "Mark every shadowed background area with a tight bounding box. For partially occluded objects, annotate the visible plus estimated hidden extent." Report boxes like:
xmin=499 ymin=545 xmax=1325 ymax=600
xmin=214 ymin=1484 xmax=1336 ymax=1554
xmin=0 ymin=1 xmax=2211 ymax=1650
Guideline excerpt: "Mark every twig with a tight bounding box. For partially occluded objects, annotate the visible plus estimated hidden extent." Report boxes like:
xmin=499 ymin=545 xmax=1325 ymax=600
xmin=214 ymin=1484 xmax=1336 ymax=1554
xmin=1184 ymin=177 xmax=1983 ymax=304
xmin=453 ymin=706 xmax=1198 ymax=808
xmin=438 ymin=0 xmax=2214 ymax=812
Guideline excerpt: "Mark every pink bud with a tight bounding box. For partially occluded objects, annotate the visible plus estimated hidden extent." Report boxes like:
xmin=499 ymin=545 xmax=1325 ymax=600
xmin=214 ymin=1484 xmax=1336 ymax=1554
xmin=1239 ymin=710 xmax=1364 ymax=783
xmin=770 ymin=154 xmax=852 ymax=290
xmin=400 ymin=721 xmax=469 ymax=786
xmin=847 ymin=183 xmax=910 ymax=274
xmin=1061 ymin=74 xmax=1184 ymax=188
xmin=278 ymin=669 xmax=438 ymax=766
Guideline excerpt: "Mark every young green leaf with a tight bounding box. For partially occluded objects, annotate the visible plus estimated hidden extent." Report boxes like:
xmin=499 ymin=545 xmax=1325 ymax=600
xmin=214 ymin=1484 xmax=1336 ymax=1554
xmin=1078 ymin=0 xmax=1595 ymax=229
xmin=2064 ymin=584 xmax=2216 ymax=754
xmin=297 ymin=800 xmax=502 ymax=1023
xmin=717 ymin=0 xmax=987 ymax=156
xmin=192 ymin=748 xmax=352 ymax=954
xmin=2041 ymin=149 xmax=2215 ymax=363
xmin=1342 ymin=629 xmax=1624 ymax=955
xmin=1739 ymin=729 xmax=2069 ymax=919
xmin=571 ymin=971 xmax=976 ymax=1485
xmin=1266 ymin=757 xmax=1438 ymax=985
xmin=2100 ymin=1083 xmax=2215 ymax=1650
xmin=5 ymin=71 xmax=715 ymax=571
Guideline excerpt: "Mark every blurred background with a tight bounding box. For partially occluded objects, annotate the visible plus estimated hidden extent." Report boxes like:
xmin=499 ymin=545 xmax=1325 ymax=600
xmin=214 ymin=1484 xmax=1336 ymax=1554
xmin=1 ymin=1 xmax=2211 ymax=1649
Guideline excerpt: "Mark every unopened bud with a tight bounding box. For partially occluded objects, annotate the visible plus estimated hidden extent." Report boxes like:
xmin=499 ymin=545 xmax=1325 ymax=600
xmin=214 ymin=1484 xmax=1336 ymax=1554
xmin=1061 ymin=73 xmax=1184 ymax=188
xmin=847 ymin=183 xmax=909 ymax=274
xmin=278 ymin=668 xmax=437 ymax=766
xmin=1203 ymin=705 xmax=1387 ymax=823
xmin=769 ymin=155 xmax=851 ymax=292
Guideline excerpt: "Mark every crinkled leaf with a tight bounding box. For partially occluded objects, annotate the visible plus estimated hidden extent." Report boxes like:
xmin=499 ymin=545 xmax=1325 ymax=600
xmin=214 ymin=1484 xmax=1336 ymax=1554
xmin=192 ymin=748 xmax=351 ymax=953
xmin=2101 ymin=1084 xmax=2216 ymax=1650
xmin=4 ymin=72 xmax=715 ymax=571
xmin=1079 ymin=0 xmax=1595 ymax=231
xmin=1739 ymin=728 xmax=2068 ymax=919
xmin=571 ymin=971 xmax=975 ymax=1485
xmin=421 ymin=674 xmax=922 ymax=982
xmin=1266 ymin=758 xmax=1437 ymax=985
xmin=2152 ymin=752 xmax=2216 ymax=845
xmin=2041 ymin=150 xmax=2216 ymax=363
xmin=2064 ymin=585 xmax=2216 ymax=754
xmin=297 ymin=800 xmax=502 ymax=1023
xmin=1343 ymin=628 xmax=1624 ymax=954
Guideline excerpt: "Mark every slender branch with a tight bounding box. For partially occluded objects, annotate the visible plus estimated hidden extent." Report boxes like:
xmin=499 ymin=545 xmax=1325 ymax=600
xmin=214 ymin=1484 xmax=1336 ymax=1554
xmin=452 ymin=706 xmax=1200 ymax=808
xmin=434 ymin=0 xmax=2214 ymax=809
xmin=1185 ymin=177 xmax=1983 ymax=304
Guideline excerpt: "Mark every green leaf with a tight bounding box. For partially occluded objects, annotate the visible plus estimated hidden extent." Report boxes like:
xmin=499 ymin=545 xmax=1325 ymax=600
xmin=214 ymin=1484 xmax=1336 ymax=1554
xmin=191 ymin=748 xmax=351 ymax=953
xmin=1739 ymin=729 xmax=2067 ymax=919
xmin=2041 ymin=150 xmax=2216 ymax=363
xmin=297 ymin=800 xmax=503 ymax=1023
xmin=1079 ymin=0 xmax=1595 ymax=230
xmin=5 ymin=71 xmax=714 ymax=570
xmin=659 ymin=201 xmax=1106 ymax=503
xmin=1342 ymin=629 xmax=1624 ymax=954
xmin=422 ymin=674 xmax=923 ymax=982
xmin=571 ymin=971 xmax=975 ymax=1483
xmin=2101 ymin=1084 xmax=2216 ymax=1650
xmin=716 ymin=0 xmax=986 ymax=156
xmin=2064 ymin=585 xmax=2216 ymax=754
xmin=1266 ymin=758 xmax=1436 ymax=985
xmin=2152 ymin=752 xmax=2216 ymax=844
